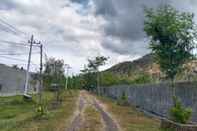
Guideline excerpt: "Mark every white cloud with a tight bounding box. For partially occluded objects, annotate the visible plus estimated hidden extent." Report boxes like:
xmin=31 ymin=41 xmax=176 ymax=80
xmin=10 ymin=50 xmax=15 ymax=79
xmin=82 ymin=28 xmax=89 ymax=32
xmin=0 ymin=0 xmax=108 ymax=74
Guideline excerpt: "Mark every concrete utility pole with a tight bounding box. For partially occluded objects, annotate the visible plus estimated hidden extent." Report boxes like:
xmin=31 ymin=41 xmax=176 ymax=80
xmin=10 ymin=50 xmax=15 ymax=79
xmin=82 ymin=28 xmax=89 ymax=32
xmin=24 ymin=35 xmax=34 ymax=97
xmin=39 ymin=43 xmax=43 ymax=104
xmin=24 ymin=35 xmax=42 ymax=99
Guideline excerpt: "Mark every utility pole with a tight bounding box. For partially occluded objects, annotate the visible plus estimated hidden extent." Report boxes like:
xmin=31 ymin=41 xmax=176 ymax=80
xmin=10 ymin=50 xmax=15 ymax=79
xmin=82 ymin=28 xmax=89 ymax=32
xmin=39 ymin=43 xmax=43 ymax=104
xmin=24 ymin=35 xmax=34 ymax=98
xmin=24 ymin=35 xmax=42 ymax=99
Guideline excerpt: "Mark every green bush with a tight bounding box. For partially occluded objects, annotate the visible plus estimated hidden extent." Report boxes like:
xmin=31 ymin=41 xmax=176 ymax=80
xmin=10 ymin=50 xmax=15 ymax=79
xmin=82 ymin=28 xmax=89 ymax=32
xmin=170 ymin=97 xmax=192 ymax=124
xmin=132 ymin=73 xmax=152 ymax=84
xmin=100 ymin=72 xmax=153 ymax=87
xmin=35 ymin=104 xmax=48 ymax=119
xmin=117 ymin=91 xmax=129 ymax=106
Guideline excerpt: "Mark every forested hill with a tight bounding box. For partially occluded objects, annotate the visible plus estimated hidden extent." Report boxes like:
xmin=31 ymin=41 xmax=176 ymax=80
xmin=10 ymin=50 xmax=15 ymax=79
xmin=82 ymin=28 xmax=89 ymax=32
xmin=104 ymin=54 xmax=197 ymax=82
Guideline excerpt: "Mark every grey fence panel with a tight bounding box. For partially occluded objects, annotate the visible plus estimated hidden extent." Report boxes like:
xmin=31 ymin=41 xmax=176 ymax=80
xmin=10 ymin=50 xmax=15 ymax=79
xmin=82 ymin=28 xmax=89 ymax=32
xmin=100 ymin=82 xmax=197 ymax=122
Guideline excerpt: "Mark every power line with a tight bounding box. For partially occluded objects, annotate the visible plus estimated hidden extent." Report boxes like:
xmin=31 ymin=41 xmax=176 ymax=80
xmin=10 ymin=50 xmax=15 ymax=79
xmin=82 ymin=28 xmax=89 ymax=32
xmin=0 ymin=58 xmax=40 ymax=69
xmin=0 ymin=63 xmax=39 ymax=67
xmin=0 ymin=40 xmax=43 ymax=52
xmin=0 ymin=55 xmax=39 ymax=65
xmin=0 ymin=55 xmax=28 ymax=62
xmin=0 ymin=25 xmax=28 ymax=41
xmin=0 ymin=23 xmax=19 ymax=36
xmin=0 ymin=40 xmax=29 ymax=47
xmin=0 ymin=17 xmax=27 ymax=38
xmin=0 ymin=49 xmax=35 ymax=55
xmin=0 ymin=52 xmax=39 ymax=56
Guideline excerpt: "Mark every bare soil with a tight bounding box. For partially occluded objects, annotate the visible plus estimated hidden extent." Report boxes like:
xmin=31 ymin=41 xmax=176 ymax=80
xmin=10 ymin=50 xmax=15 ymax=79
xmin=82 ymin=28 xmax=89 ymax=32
xmin=66 ymin=91 xmax=120 ymax=131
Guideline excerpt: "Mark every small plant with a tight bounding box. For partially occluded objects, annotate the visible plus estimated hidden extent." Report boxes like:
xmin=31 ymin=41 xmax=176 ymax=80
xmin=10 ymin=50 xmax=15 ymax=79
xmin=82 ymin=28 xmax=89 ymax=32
xmin=35 ymin=104 xmax=48 ymax=119
xmin=170 ymin=97 xmax=192 ymax=124
xmin=117 ymin=91 xmax=129 ymax=106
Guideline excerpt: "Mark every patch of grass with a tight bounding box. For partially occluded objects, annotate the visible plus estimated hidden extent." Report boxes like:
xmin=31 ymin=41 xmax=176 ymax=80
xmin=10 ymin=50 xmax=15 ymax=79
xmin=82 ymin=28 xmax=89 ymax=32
xmin=96 ymin=96 xmax=166 ymax=131
xmin=82 ymin=105 xmax=103 ymax=131
xmin=0 ymin=90 xmax=79 ymax=131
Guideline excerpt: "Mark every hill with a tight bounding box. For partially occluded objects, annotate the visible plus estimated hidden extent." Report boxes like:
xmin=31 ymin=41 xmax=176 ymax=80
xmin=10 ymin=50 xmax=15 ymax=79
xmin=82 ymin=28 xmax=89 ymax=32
xmin=105 ymin=54 xmax=154 ymax=76
xmin=104 ymin=54 xmax=197 ymax=84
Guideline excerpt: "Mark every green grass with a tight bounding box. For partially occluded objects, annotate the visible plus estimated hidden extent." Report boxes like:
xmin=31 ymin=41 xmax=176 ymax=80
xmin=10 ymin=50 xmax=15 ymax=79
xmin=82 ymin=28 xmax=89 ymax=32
xmin=0 ymin=90 xmax=79 ymax=131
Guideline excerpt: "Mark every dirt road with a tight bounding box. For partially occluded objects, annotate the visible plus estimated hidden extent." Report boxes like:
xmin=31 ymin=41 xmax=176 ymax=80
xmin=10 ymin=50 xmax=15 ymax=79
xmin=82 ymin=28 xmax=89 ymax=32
xmin=66 ymin=91 xmax=120 ymax=131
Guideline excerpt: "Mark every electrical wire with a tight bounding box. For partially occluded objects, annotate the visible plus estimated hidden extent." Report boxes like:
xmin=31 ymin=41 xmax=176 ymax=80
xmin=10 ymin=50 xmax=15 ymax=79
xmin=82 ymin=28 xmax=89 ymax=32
xmin=0 ymin=57 xmax=40 ymax=69
xmin=0 ymin=40 xmax=29 ymax=47
xmin=0 ymin=55 xmax=28 ymax=62
xmin=0 ymin=17 xmax=28 ymax=40
xmin=0 ymin=52 xmax=39 ymax=56
xmin=0 ymin=20 xmax=47 ymax=71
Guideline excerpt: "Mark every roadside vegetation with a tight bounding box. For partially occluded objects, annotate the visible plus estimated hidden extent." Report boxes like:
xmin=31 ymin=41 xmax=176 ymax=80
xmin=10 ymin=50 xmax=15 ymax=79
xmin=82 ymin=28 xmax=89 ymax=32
xmin=1 ymin=2 xmax=197 ymax=131
xmin=100 ymin=72 xmax=153 ymax=86
xmin=0 ymin=90 xmax=79 ymax=131
xmin=96 ymin=95 xmax=168 ymax=131
xmin=70 ymin=3 xmax=197 ymax=131
xmin=144 ymin=4 xmax=196 ymax=125
xmin=0 ymin=57 xmax=80 ymax=131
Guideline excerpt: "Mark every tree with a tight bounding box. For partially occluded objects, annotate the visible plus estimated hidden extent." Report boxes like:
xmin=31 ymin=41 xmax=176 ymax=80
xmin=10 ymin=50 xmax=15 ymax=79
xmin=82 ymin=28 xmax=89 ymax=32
xmin=87 ymin=56 xmax=108 ymax=71
xmin=88 ymin=56 xmax=108 ymax=94
xmin=144 ymin=5 xmax=196 ymax=124
xmin=80 ymin=65 xmax=97 ymax=90
xmin=144 ymin=5 xmax=197 ymax=94
xmin=43 ymin=58 xmax=65 ymax=90
xmin=80 ymin=56 xmax=108 ymax=92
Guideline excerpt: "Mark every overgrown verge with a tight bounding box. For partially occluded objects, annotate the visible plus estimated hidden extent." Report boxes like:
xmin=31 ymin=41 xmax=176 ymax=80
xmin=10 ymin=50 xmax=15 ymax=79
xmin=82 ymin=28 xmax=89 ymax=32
xmin=100 ymin=72 xmax=153 ymax=87
xmin=0 ymin=90 xmax=79 ymax=131
xmin=96 ymin=95 xmax=167 ymax=131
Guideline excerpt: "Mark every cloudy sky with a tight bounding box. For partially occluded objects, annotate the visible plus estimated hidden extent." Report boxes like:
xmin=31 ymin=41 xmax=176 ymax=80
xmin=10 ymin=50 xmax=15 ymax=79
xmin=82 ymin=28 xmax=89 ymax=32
xmin=0 ymin=0 xmax=197 ymax=74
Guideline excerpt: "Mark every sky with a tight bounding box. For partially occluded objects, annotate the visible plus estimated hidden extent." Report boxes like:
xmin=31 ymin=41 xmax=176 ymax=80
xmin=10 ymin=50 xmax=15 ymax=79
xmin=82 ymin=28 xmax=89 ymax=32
xmin=0 ymin=0 xmax=197 ymax=75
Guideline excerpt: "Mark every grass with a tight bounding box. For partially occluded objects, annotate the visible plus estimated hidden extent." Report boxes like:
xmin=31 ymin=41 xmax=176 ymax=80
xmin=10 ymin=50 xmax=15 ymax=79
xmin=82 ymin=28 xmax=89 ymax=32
xmin=96 ymin=95 xmax=170 ymax=131
xmin=81 ymin=105 xmax=103 ymax=131
xmin=0 ymin=90 xmax=79 ymax=131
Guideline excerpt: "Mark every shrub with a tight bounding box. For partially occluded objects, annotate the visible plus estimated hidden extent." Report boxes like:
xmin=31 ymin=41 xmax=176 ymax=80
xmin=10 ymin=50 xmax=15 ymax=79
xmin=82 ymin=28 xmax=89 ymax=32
xmin=132 ymin=73 xmax=152 ymax=84
xmin=170 ymin=97 xmax=192 ymax=124
xmin=35 ymin=104 xmax=48 ymax=119
xmin=100 ymin=72 xmax=119 ymax=86
xmin=100 ymin=72 xmax=153 ymax=86
xmin=117 ymin=91 xmax=129 ymax=106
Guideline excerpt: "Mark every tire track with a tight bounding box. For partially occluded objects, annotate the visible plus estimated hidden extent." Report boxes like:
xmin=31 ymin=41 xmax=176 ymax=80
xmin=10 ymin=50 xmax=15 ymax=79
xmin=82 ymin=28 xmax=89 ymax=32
xmin=67 ymin=93 xmax=86 ymax=131
xmin=93 ymin=99 xmax=120 ymax=131
xmin=66 ymin=91 xmax=120 ymax=131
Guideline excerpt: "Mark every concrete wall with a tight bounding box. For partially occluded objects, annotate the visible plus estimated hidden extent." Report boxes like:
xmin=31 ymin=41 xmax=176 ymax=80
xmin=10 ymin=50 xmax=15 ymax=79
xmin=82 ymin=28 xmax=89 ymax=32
xmin=0 ymin=64 xmax=38 ymax=96
xmin=100 ymin=82 xmax=197 ymax=122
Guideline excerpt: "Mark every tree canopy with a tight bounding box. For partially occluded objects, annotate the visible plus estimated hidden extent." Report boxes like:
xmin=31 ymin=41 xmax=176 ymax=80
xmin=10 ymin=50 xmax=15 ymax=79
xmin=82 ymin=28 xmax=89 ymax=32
xmin=80 ymin=56 xmax=108 ymax=90
xmin=87 ymin=56 xmax=108 ymax=72
xmin=144 ymin=5 xmax=197 ymax=81
xmin=43 ymin=57 xmax=65 ymax=89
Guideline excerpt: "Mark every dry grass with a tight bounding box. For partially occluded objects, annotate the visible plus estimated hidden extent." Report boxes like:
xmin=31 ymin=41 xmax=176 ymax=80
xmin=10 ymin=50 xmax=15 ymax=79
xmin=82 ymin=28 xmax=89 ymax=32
xmin=80 ymin=105 xmax=103 ymax=131
xmin=96 ymin=96 xmax=166 ymax=131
